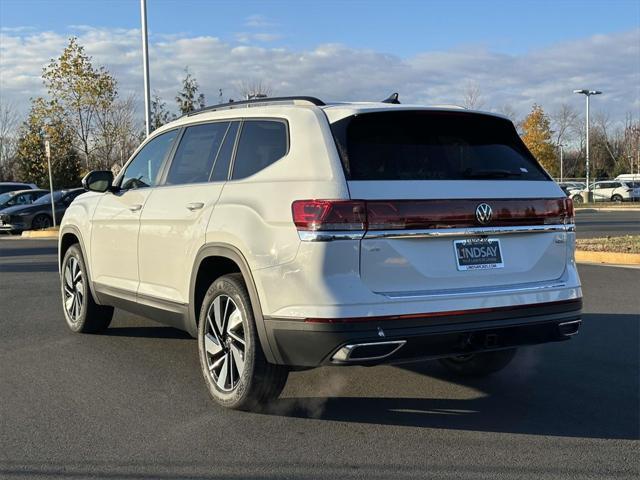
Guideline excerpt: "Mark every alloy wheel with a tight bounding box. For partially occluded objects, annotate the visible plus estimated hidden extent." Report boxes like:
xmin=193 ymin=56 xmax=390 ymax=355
xmin=63 ymin=256 xmax=84 ymax=322
xmin=204 ymin=295 xmax=246 ymax=392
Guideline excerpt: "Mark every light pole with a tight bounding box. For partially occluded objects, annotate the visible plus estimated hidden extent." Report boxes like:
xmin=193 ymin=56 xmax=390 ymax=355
xmin=573 ymin=89 xmax=602 ymax=202
xmin=44 ymin=139 xmax=57 ymax=227
xmin=140 ymin=0 xmax=151 ymax=137
xmin=557 ymin=143 xmax=565 ymax=183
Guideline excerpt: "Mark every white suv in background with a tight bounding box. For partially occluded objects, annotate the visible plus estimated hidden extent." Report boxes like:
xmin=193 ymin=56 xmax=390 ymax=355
xmin=588 ymin=180 xmax=640 ymax=202
xmin=59 ymin=95 xmax=582 ymax=410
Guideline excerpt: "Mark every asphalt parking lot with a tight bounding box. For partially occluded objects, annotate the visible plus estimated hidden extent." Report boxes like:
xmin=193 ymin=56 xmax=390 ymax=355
xmin=0 ymin=238 xmax=638 ymax=479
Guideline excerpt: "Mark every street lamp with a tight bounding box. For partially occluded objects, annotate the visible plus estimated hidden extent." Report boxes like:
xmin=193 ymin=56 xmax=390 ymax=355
xmin=573 ymin=89 xmax=602 ymax=202
xmin=140 ymin=0 xmax=151 ymax=137
xmin=557 ymin=143 xmax=565 ymax=183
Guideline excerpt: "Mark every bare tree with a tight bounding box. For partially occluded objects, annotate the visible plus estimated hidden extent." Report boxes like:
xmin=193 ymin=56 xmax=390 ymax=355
xmin=236 ymin=80 xmax=273 ymax=100
xmin=550 ymin=104 xmax=579 ymax=146
xmin=462 ymin=82 xmax=484 ymax=110
xmin=0 ymin=101 xmax=19 ymax=180
xmin=94 ymin=94 xmax=140 ymax=171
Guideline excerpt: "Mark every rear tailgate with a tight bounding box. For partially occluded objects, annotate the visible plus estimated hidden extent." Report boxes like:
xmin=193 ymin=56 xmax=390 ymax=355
xmin=330 ymin=109 xmax=573 ymax=296
xmin=350 ymin=181 xmax=570 ymax=294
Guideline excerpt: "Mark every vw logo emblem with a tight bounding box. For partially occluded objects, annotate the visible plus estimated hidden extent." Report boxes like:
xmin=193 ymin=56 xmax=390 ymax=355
xmin=475 ymin=203 xmax=493 ymax=225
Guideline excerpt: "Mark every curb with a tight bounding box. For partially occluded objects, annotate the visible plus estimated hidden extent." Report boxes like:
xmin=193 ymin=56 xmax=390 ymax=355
xmin=575 ymin=250 xmax=640 ymax=265
xmin=21 ymin=229 xmax=60 ymax=239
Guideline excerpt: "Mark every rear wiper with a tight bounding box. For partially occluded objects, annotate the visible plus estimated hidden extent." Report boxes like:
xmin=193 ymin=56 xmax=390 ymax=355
xmin=463 ymin=168 xmax=523 ymax=179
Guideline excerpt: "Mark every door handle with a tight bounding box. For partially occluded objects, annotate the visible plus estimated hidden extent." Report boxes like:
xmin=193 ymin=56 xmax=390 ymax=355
xmin=129 ymin=204 xmax=142 ymax=212
xmin=186 ymin=202 xmax=204 ymax=211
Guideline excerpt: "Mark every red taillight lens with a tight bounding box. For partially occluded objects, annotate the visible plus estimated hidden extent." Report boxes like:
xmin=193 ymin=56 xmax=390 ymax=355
xmin=563 ymin=197 xmax=575 ymax=224
xmin=292 ymin=200 xmax=366 ymax=231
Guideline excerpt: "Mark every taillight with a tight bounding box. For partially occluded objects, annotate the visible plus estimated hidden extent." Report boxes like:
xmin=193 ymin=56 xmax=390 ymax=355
xmin=292 ymin=200 xmax=366 ymax=231
xmin=292 ymin=198 xmax=575 ymax=231
xmin=562 ymin=197 xmax=575 ymax=225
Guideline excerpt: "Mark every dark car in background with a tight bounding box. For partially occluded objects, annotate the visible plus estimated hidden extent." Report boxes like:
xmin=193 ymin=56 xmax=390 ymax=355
xmin=0 ymin=188 xmax=85 ymax=233
xmin=0 ymin=182 xmax=39 ymax=194
xmin=0 ymin=189 xmax=49 ymax=210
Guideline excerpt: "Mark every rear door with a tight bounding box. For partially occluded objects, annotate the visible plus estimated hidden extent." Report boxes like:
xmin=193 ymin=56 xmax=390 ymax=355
xmin=330 ymin=110 xmax=572 ymax=295
xmin=137 ymin=121 xmax=239 ymax=305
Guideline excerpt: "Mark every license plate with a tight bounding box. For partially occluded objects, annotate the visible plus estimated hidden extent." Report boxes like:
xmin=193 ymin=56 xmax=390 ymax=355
xmin=454 ymin=238 xmax=504 ymax=271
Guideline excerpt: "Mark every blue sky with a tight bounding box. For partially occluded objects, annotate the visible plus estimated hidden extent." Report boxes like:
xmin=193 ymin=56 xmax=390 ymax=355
xmin=2 ymin=0 xmax=638 ymax=56
xmin=1 ymin=0 xmax=639 ymax=122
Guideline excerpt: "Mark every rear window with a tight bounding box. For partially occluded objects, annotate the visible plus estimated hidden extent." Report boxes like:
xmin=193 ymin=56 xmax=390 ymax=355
xmin=331 ymin=111 xmax=549 ymax=181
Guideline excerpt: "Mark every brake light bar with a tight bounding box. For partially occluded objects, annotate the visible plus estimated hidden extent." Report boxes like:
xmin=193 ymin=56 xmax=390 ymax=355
xmin=292 ymin=198 xmax=575 ymax=232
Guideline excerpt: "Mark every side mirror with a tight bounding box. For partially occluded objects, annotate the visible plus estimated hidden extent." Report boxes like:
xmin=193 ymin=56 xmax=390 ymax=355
xmin=82 ymin=170 xmax=114 ymax=193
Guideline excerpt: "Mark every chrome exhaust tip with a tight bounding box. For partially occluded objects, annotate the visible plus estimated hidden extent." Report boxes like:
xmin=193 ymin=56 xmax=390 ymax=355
xmin=558 ymin=319 xmax=581 ymax=336
xmin=331 ymin=340 xmax=406 ymax=363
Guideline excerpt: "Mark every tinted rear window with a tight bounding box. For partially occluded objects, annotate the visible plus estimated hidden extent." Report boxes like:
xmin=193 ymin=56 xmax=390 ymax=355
xmin=331 ymin=111 xmax=549 ymax=181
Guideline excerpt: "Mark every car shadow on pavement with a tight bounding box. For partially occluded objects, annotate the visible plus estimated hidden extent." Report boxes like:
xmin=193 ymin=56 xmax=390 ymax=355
xmin=268 ymin=313 xmax=639 ymax=440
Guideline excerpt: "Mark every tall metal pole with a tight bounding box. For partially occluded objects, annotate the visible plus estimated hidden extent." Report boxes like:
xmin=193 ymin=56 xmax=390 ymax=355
xmin=140 ymin=0 xmax=151 ymax=137
xmin=45 ymin=140 xmax=57 ymax=227
xmin=559 ymin=144 xmax=564 ymax=183
xmin=585 ymin=94 xmax=590 ymax=200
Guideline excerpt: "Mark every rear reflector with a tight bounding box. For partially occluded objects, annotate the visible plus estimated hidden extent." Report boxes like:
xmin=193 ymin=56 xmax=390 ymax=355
xmin=293 ymin=198 xmax=575 ymax=231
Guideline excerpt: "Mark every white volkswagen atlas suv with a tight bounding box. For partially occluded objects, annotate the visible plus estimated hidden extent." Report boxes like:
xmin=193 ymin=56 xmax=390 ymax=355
xmin=59 ymin=95 xmax=582 ymax=410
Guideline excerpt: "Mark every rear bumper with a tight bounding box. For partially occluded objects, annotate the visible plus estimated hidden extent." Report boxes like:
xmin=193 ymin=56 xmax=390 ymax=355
xmin=263 ymin=298 xmax=582 ymax=367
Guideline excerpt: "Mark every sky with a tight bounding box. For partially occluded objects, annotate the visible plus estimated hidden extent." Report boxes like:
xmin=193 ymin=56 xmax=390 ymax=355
xmin=1 ymin=0 xmax=639 ymax=122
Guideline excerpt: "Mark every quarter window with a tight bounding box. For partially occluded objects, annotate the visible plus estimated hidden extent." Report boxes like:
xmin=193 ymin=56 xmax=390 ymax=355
xmin=231 ymin=121 xmax=287 ymax=180
xmin=120 ymin=130 xmax=178 ymax=189
xmin=210 ymin=121 xmax=240 ymax=182
xmin=166 ymin=123 xmax=229 ymax=185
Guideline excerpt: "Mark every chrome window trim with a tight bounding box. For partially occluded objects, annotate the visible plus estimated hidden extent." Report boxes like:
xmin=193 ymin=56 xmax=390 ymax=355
xmin=298 ymin=224 xmax=574 ymax=242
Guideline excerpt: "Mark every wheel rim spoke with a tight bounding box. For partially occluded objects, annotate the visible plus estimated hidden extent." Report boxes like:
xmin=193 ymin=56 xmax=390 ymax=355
xmin=227 ymin=309 xmax=242 ymax=332
xmin=216 ymin=354 xmax=229 ymax=389
xmin=230 ymin=343 xmax=245 ymax=376
xmin=204 ymin=333 xmax=223 ymax=356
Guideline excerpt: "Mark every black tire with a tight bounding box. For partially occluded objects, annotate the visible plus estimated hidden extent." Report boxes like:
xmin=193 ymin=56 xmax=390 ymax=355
xmin=198 ymin=273 xmax=288 ymax=411
xmin=61 ymin=244 xmax=113 ymax=333
xmin=611 ymin=194 xmax=623 ymax=203
xmin=31 ymin=214 xmax=52 ymax=230
xmin=439 ymin=349 xmax=517 ymax=377
xmin=572 ymin=194 xmax=583 ymax=204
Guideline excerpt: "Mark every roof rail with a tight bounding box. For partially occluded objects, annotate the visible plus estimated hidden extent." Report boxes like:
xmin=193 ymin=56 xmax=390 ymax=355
xmin=186 ymin=96 xmax=326 ymax=117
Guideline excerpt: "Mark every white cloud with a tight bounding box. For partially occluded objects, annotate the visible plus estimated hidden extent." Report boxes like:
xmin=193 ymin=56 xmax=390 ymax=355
xmin=244 ymin=14 xmax=276 ymax=28
xmin=235 ymin=32 xmax=283 ymax=43
xmin=0 ymin=27 xmax=638 ymax=124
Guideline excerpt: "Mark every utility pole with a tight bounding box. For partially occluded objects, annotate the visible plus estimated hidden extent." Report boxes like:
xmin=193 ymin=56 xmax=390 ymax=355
xmin=44 ymin=140 xmax=57 ymax=227
xmin=140 ymin=0 xmax=151 ymax=137
xmin=573 ymin=89 xmax=602 ymax=202
xmin=558 ymin=143 xmax=564 ymax=183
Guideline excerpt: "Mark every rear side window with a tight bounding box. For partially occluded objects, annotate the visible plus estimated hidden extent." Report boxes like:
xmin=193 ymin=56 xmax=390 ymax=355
xmin=331 ymin=111 xmax=549 ymax=181
xmin=232 ymin=120 xmax=288 ymax=180
xmin=166 ymin=122 xmax=229 ymax=185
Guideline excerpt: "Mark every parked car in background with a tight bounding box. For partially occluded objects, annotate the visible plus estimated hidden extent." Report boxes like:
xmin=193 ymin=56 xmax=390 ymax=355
xmin=0 ymin=189 xmax=49 ymax=210
xmin=0 ymin=188 xmax=85 ymax=233
xmin=0 ymin=182 xmax=39 ymax=194
xmin=572 ymin=180 xmax=640 ymax=203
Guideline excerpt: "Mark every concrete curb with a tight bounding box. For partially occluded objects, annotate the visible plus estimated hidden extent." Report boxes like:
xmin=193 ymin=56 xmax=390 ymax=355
xmin=21 ymin=229 xmax=59 ymax=239
xmin=575 ymin=250 xmax=640 ymax=265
